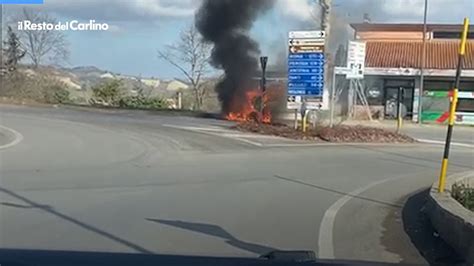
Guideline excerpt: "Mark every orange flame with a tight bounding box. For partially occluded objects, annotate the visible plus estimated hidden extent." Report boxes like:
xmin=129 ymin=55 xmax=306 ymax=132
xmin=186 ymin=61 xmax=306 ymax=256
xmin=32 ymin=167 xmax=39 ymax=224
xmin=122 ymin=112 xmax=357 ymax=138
xmin=226 ymin=89 xmax=272 ymax=124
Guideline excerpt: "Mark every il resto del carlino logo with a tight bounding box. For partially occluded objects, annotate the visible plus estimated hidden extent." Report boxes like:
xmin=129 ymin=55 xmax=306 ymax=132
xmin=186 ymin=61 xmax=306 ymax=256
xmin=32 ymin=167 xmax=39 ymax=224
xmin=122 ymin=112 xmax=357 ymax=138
xmin=18 ymin=20 xmax=109 ymax=31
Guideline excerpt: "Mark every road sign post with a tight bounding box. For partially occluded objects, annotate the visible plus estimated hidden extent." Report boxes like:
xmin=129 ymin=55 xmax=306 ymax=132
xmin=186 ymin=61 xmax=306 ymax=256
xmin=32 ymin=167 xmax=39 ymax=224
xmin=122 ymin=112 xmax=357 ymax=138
xmin=287 ymin=31 xmax=326 ymax=130
xmin=329 ymin=70 xmax=336 ymax=127
xmin=346 ymin=41 xmax=367 ymax=118
xmin=438 ymin=18 xmax=470 ymax=193
xmin=294 ymin=109 xmax=298 ymax=130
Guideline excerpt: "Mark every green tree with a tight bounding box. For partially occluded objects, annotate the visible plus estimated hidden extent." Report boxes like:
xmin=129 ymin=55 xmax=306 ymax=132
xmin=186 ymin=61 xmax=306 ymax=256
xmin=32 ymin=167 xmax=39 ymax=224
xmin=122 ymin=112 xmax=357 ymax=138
xmin=118 ymin=88 xmax=165 ymax=110
xmin=42 ymin=83 xmax=70 ymax=104
xmin=91 ymin=80 xmax=123 ymax=106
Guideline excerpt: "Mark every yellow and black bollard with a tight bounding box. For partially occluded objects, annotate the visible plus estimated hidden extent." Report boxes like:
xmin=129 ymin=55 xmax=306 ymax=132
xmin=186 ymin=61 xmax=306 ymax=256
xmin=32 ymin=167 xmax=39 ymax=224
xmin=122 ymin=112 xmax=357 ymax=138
xmin=302 ymin=110 xmax=310 ymax=133
xmin=396 ymin=87 xmax=404 ymax=134
xmin=438 ymin=89 xmax=459 ymax=192
xmin=438 ymin=18 xmax=469 ymax=193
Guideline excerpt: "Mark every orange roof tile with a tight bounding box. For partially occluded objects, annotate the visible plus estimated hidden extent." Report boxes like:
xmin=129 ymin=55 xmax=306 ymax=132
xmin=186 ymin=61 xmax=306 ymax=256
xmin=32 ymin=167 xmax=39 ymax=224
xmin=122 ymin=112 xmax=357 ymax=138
xmin=365 ymin=41 xmax=474 ymax=69
xmin=351 ymin=23 xmax=474 ymax=32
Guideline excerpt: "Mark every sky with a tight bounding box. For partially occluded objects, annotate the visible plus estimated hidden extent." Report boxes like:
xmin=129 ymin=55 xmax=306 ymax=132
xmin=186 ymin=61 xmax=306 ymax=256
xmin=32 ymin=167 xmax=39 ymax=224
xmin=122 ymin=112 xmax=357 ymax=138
xmin=3 ymin=0 xmax=473 ymax=78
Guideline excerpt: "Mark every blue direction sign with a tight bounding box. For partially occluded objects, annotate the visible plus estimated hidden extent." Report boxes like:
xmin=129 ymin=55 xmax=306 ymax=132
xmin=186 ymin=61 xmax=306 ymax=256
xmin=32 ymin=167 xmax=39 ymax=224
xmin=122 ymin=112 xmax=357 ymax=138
xmin=288 ymin=52 xmax=325 ymax=96
xmin=288 ymin=75 xmax=324 ymax=81
xmin=288 ymin=53 xmax=324 ymax=60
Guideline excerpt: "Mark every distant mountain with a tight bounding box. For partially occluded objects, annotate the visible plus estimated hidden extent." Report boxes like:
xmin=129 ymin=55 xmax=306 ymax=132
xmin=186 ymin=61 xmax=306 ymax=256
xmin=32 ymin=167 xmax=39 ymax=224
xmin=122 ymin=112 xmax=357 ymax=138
xmin=69 ymin=66 xmax=103 ymax=72
xmin=54 ymin=66 xmax=149 ymax=89
xmin=68 ymin=66 xmax=105 ymax=75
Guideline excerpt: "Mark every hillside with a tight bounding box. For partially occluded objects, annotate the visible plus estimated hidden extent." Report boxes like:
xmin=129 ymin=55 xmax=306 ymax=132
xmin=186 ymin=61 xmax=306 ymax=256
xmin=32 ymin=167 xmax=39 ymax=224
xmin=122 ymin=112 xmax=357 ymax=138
xmin=17 ymin=65 xmax=191 ymax=103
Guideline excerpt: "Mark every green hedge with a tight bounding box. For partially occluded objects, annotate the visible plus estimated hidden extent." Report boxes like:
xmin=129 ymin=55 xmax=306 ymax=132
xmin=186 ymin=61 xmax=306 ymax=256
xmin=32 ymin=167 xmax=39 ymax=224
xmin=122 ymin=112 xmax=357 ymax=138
xmin=452 ymin=183 xmax=474 ymax=211
xmin=119 ymin=95 xmax=166 ymax=110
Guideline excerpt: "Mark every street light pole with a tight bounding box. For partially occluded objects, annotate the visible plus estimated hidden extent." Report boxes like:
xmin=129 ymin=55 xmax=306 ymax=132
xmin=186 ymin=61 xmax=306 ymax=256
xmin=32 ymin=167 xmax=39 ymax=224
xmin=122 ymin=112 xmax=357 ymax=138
xmin=259 ymin=56 xmax=268 ymax=124
xmin=418 ymin=0 xmax=428 ymax=124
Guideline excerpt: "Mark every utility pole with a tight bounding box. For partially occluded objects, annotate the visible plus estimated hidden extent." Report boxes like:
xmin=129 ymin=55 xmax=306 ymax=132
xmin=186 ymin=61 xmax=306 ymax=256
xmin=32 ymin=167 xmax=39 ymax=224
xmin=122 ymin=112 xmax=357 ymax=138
xmin=319 ymin=0 xmax=332 ymax=33
xmin=0 ymin=4 xmax=4 ymax=76
xmin=418 ymin=0 xmax=428 ymax=124
xmin=319 ymin=0 xmax=332 ymax=123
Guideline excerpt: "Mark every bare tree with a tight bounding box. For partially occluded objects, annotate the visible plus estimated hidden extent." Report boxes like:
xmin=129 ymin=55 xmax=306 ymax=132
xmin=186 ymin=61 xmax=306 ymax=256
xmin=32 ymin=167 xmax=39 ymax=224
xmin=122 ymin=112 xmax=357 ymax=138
xmin=13 ymin=8 xmax=69 ymax=68
xmin=158 ymin=24 xmax=211 ymax=110
xmin=2 ymin=26 xmax=26 ymax=73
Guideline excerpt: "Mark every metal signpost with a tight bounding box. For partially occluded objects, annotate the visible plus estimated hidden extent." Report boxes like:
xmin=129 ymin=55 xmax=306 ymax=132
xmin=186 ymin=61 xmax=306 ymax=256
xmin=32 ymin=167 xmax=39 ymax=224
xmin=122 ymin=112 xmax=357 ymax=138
xmin=329 ymin=41 xmax=369 ymax=127
xmin=346 ymin=41 xmax=372 ymax=122
xmin=287 ymin=31 xmax=326 ymax=129
xmin=259 ymin=56 xmax=268 ymax=123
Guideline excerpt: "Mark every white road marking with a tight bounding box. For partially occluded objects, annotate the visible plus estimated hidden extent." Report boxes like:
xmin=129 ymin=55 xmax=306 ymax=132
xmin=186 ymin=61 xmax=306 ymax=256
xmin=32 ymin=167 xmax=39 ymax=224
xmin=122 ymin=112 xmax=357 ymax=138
xmin=162 ymin=125 xmax=230 ymax=132
xmin=163 ymin=124 xmax=441 ymax=149
xmin=1 ymin=113 xmax=156 ymax=164
xmin=220 ymin=133 xmax=283 ymax=139
xmin=318 ymin=173 xmax=415 ymax=259
xmin=162 ymin=124 xmax=264 ymax=147
xmin=417 ymin=138 xmax=474 ymax=148
xmin=0 ymin=125 xmax=24 ymax=150
xmin=225 ymin=137 xmax=263 ymax=147
xmin=265 ymin=143 xmax=337 ymax=148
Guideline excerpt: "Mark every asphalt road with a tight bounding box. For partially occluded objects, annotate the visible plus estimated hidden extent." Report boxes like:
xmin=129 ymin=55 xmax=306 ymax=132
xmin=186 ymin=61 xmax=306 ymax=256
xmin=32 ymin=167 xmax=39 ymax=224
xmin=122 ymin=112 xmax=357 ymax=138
xmin=402 ymin=125 xmax=474 ymax=145
xmin=0 ymin=105 xmax=473 ymax=265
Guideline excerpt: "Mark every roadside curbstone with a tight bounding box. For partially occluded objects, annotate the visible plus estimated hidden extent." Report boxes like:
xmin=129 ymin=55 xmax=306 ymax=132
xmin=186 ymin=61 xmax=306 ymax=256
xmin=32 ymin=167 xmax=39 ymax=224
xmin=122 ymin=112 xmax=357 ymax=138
xmin=427 ymin=171 xmax=474 ymax=264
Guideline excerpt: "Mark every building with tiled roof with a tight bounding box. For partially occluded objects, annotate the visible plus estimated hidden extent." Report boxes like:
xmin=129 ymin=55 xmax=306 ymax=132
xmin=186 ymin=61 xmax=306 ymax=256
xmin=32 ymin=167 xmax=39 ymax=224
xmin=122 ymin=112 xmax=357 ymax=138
xmin=365 ymin=42 xmax=474 ymax=70
xmin=346 ymin=23 xmax=474 ymax=123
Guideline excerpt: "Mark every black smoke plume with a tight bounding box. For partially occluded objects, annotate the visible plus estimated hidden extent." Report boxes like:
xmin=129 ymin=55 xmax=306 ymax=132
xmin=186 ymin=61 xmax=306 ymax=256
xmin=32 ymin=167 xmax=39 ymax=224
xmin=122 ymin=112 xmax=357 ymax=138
xmin=195 ymin=0 xmax=275 ymax=114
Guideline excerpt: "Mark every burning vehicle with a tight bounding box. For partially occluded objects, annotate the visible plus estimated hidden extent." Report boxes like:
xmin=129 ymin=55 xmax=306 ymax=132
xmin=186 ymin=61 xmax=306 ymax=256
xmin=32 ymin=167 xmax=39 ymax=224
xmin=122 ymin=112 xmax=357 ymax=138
xmin=196 ymin=0 xmax=282 ymax=124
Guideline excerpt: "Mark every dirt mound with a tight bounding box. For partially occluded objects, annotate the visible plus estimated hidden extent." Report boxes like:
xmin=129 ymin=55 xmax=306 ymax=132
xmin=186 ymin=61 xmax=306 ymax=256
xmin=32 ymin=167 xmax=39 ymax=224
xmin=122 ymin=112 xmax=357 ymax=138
xmin=233 ymin=122 xmax=415 ymax=143
xmin=318 ymin=125 xmax=415 ymax=143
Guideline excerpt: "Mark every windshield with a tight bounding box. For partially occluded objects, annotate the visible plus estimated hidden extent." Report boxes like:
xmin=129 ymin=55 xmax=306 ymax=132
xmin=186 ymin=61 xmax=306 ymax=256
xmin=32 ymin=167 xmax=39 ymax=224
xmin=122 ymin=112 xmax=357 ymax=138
xmin=0 ymin=1 xmax=473 ymax=265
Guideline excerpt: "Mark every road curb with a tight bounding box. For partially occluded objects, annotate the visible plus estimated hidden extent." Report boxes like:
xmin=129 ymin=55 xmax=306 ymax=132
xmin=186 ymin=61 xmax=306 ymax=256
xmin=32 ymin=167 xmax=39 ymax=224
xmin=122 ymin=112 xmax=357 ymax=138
xmin=426 ymin=171 xmax=474 ymax=263
xmin=0 ymin=125 xmax=24 ymax=150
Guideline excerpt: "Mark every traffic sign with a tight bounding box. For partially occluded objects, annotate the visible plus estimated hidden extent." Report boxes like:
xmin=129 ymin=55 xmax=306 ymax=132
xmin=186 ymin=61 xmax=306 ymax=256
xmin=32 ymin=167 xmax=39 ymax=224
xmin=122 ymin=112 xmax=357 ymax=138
xmin=289 ymin=68 xmax=324 ymax=74
xmin=288 ymin=75 xmax=324 ymax=81
xmin=287 ymin=95 xmax=302 ymax=109
xmin=306 ymin=102 xmax=323 ymax=110
xmin=289 ymin=53 xmax=324 ymax=59
xmin=288 ymin=61 xmax=324 ymax=67
xmin=288 ymin=33 xmax=325 ymax=100
xmin=289 ymin=39 xmax=325 ymax=46
xmin=346 ymin=41 xmax=366 ymax=79
xmin=289 ymin=45 xmax=324 ymax=54
xmin=289 ymin=31 xmax=325 ymax=39
xmin=288 ymin=82 xmax=324 ymax=87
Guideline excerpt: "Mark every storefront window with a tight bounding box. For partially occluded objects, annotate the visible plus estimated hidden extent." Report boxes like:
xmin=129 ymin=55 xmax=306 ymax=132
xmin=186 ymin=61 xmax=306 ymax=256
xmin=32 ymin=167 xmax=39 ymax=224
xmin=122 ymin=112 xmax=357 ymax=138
xmin=458 ymin=99 xmax=474 ymax=112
